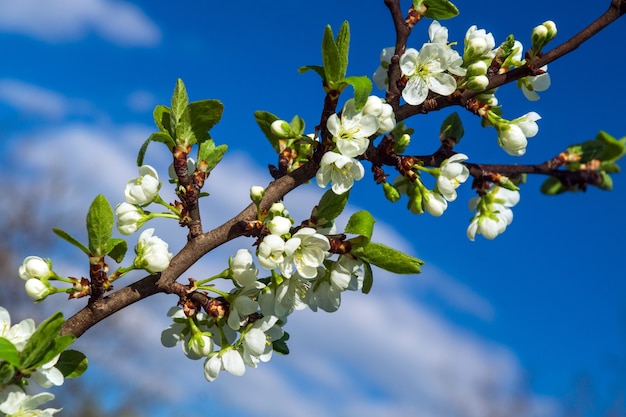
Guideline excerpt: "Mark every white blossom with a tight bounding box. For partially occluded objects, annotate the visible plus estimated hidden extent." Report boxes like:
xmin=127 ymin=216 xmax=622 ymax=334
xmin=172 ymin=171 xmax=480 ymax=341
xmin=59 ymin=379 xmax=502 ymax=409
xmin=436 ymin=153 xmax=470 ymax=201
xmin=0 ymin=387 xmax=61 ymax=417
xmin=361 ymin=96 xmax=396 ymax=134
xmin=203 ymin=348 xmax=246 ymax=382
xmin=373 ymin=46 xmax=395 ymax=90
xmin=467 ymin=186 xmax=520 ymax=241
xmin=423 ymin=190 xmax=448 ymax=217
xmin=134 ymin=228 xmax=172 ymax=273
xmin=399 ymin=43 xmax=457 ymax=106
xmin=280 ymin=228 xmax=330 ymax=279
xmin=257 ymin=234 xmax=286 ymax=270
xmin=327 ymin=99 xmax=378 ymax=157
xmin=115 ymin=202 xmax=144 ymax=235
xmin=124 ymin=165 xmax=160 ymax=206
xmin=464 ymin=25 xmax=495 ymax=63
xmin=316 ymin=151 xmax=365 ymax=195
xmin=0 ymin=306 xmax=35 ymax=351
xmin=32 ymin=354 xmax=64 ymax=388
xmin=229 ymin=249 xmax=258 ymax=287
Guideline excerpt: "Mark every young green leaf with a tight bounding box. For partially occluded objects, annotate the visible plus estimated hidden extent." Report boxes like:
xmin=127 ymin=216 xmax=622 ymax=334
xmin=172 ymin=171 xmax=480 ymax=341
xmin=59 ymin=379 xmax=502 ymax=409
xmin=0 ymin=362 xmax=16 ymax=385
xmin=352 ymin=242 xmax=423 ymax=274
xmin=336 ymin=21 xmax=350 ymax=79
xmin=322 ymin=25 xmax=342 ymax=87
xmin=361 ymin=261 xmax=373 ymax=294
xmin=53 ymin=228 xmax=90 ymax=256
xmin=188 ymin=100 xmax=224 ymax=145
xmin=0 ymin=337 xmax=20 ymax=367
xmin=40 ymin=334 xmax=75 ymax=366
xmin=422 ymin=0 xmax=459 ymax=20
xmin=153 ymin=105 xmax=174 ymax=136
xmin=540 ymin=177 xmax=568 ymax=195
xmin=86 ymin=195 xmax=114 ymax=257
xmin=272 ymin=332 xmax=290 ymax=355
xmin=20 ymin=312 xmax=65 ymax=369
xmin=56 ymin=350 xmax=88 ymax=378
xmin=344 ymin=76 xmax=373 ymax=112
xmin=316 ymin=189 xmax=350 ymax=223
xmin=170 ymin=78 xmax=189 ymax=129
xmin=440 ymin=112 xmax=464 ymax=144
xmin=290 ymin=115 xmax=305 ymax=136
xmin=137 ymin=132 xmax=176 ymax=166
xmin=298 ymin=65 xmax=325 ymax=80
xmin=107 ymin=238 xmax=128 ymax=263
xmin=345 ymin=210 xmax=375 ymax=243
xmin=198 ymin=140 xmax=228 ymax=172
xmin=253 ymin=111 xmax=281 ymax=153
xmin=596 ymin=131 xmax=626 ymax=162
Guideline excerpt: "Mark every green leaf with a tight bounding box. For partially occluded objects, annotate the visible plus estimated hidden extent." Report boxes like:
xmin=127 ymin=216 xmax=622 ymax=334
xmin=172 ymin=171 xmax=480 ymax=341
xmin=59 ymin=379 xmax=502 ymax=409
xmin=597 ymin=171 xmax=614 ymax=191
xmin=40 ymin=335 xmax=75 ymax=366
xmin=596 ymin=131 xmax=626 ymax=162
xmin=53 ymin=228 xmax=89 ymax=255
xmin=272 ymin=332 xmax=290 ymax=355
xmin=422 ymin=0 xmax=459 ymax=19
xmin=253 ymin=111 xmax=281 ymax=153
xmin=361 ymin=261 xmax=373 ymax=294
xmin=336 ymin=21 xmax=350 ymax=79
xmin=440 ymin=112 xmax=464 ymax=143
xmin=20 ymin=312 xmax=65 ymax=369
xmin=316 ymin=189 xmax=350 ymax=223
xmin=198 ymin=141 xmax=228 ymax=172
xmin=86 ymin=195 xmax=114 ymax=257
xmin=290 ymin=115 xmax=305 ymax=136
xmin=107 ymin=238 xmax=128 ymax=263
xmin=298 ymin=65 xmax=325 ymax=80
xmin=153 ymin=105 xmax=174 ymax=136
xmin=322 ymin=25 xmax=342 ymax=87
xmin=170 ymin=78 xmax=189 ymax=129
xmin=540 ymin=177 xmax=567 ymax=195
xmin=137 ymin=132 xmax=176 ymax=166
xmin=345 ymin=210 xmax=375 ymax=243
xmin=352 ymin=242 xmax=423 ymax=274
xmin=0 ymin=362 xmax=16 ymax=385
xmin=189 ymin=100 xmax=224 ymax=143
xmin=0 ymin=337 xmax=20 ymax=366
xmin=56 ymin=350 xmax=88 ymax=378
xmin=344 ymin=76 xmax=372 ymax=112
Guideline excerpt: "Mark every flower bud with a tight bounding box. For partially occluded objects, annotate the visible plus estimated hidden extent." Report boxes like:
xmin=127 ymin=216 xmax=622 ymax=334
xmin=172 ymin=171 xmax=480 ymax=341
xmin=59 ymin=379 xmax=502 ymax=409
xmin=25 ymin=278 xmax=50 ymax=300
xmin=268 ymin=202 xmax=285 ymax=216
xmin=423 ymin=191 xmax=448 ymax=217
xmin=270 ymin=120 xmax=292 ymax=138
xmin=189 ymin=334 xmax=214 ymax=357
xmin=382 ymin=182 xmax=401 ymax=203
xmin=394 ymin=134 xmax=411 ymax=154
xmin=249 ymin=185 xmax=265 ymax=204
xmin=466 ymin=60 xmax=488 ymax=77
xmin=464 ymin=75 xmax=489 ymax=91
xmin=115 ymin=202 xmax=144 ymax=235
xmin=531 ymin=23 xmax=553 ymax=53
xmin=19 ymin=256 xmax=51 ymax=281
xmin=497 ymin=123 xmax=528 ymax=156
xmin=267 ymin=216 xmax=292 ymax=236
xmin=542 ymin=20 xmax=557 ymax=42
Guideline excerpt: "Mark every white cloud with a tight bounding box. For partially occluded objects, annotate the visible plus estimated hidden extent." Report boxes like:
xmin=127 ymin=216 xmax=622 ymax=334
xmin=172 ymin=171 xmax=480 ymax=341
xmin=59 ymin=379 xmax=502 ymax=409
xmin=126 ymin=90 xmax=158 ymax=113
xmin=0 ymin=79 xmax=71 ymax=119
xmin=0 ymin=0 xmax=160 ymax=46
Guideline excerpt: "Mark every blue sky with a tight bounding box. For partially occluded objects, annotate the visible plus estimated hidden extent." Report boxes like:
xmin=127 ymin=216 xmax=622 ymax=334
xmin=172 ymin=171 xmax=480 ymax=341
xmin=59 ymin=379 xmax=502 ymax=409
xmin=1 ymin=0 xmax=625 ymax=416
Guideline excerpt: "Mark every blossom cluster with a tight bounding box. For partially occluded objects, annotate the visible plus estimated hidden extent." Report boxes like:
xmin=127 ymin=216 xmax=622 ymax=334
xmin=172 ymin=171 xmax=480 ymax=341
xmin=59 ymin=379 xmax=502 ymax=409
xmin=0 ymin=306 xmax=63 ymax=417
xmin=467 ymin=185 xmax=521 ymax=240
xmin=161 ymin=199 xmax=364 ymax=382
xmin=316 ymin=95 xmax=397 ymax=195
xmin=392 ymin=153 xmax=470 ymax=217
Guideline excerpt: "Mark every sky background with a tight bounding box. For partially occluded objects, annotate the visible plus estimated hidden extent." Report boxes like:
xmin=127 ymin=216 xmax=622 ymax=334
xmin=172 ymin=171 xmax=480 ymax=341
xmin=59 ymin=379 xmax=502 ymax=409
xmin=0 ymin=0 xmax=625 ymax=416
